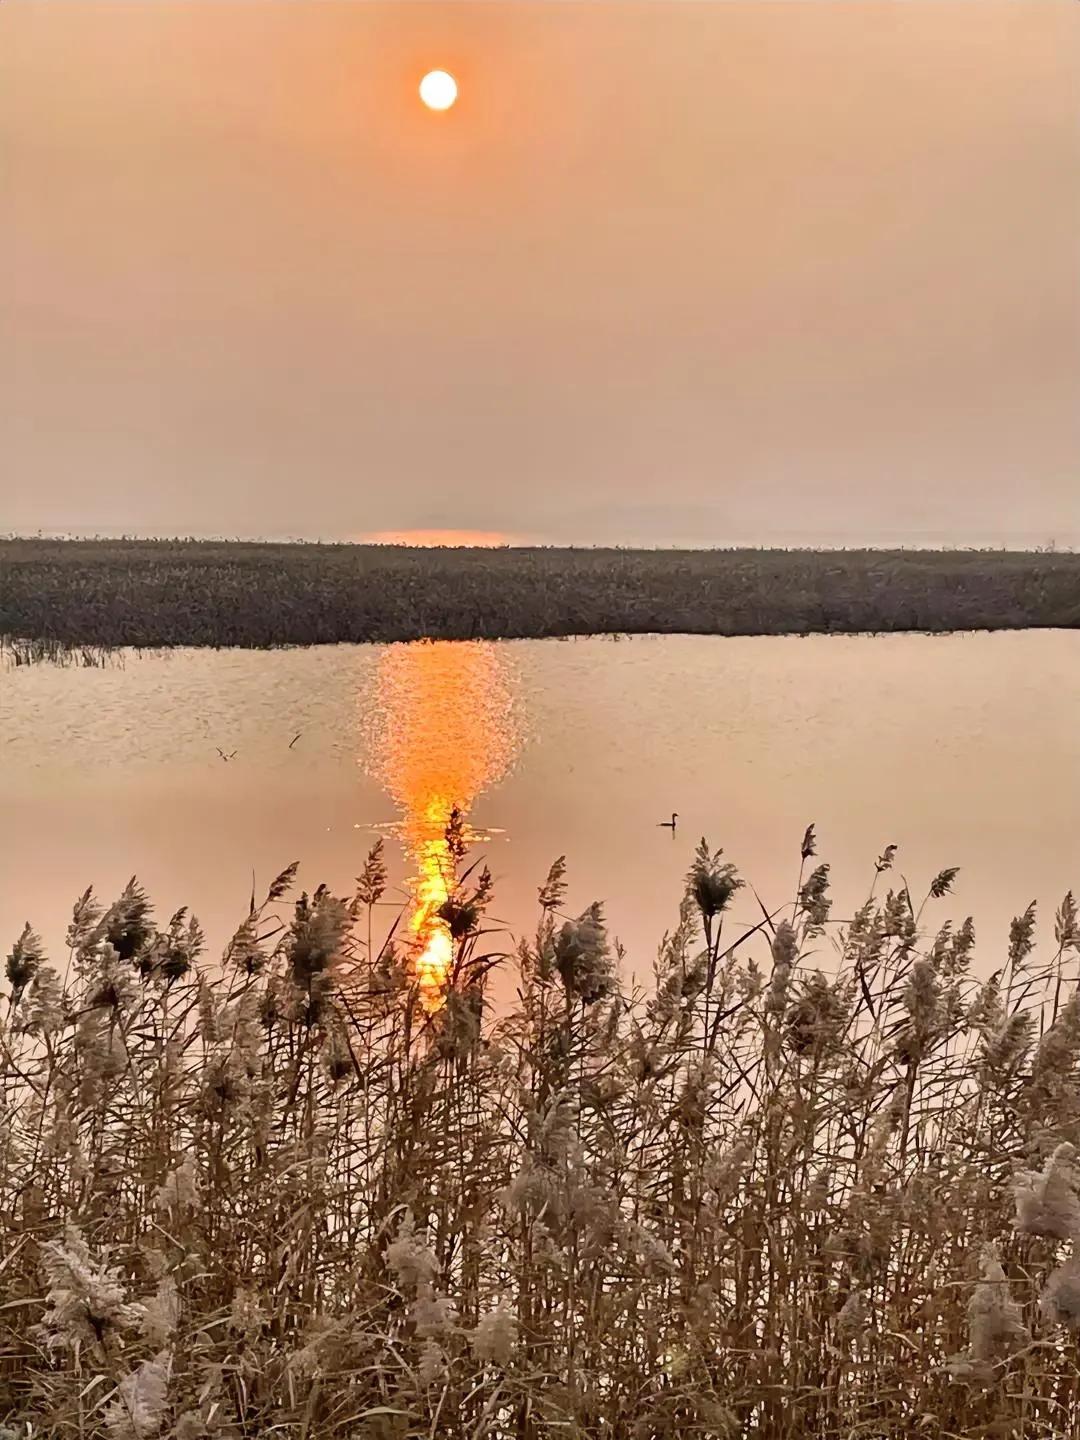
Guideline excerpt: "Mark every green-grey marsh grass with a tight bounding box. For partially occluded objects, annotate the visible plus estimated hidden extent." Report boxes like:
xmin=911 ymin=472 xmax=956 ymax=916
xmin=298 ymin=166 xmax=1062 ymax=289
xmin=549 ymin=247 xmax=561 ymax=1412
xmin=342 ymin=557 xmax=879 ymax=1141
xmin=4 ymin=539 xmax=1080 ymax=656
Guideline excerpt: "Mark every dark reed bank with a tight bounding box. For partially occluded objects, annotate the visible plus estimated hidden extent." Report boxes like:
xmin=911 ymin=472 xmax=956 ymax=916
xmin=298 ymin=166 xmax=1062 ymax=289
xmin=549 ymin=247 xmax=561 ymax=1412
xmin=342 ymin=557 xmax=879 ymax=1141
xmin=4 ymin=829 xmax=1080 ymax=1438
xmin=3 ymin=539 xmax=1080 ymax=653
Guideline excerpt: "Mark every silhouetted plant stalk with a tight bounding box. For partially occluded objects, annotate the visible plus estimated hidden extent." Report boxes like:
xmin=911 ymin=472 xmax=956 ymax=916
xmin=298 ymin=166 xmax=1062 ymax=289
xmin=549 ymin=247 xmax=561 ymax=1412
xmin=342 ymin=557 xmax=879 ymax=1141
xmin=5 ymin=827 xmax=1080 ymax=1437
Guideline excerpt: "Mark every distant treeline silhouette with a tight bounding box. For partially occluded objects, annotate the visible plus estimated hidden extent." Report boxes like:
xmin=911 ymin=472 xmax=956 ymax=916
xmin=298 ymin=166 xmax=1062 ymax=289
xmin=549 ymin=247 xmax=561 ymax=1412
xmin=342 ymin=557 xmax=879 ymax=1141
xmin=2 ymin=538 xmax=1080 ymax=656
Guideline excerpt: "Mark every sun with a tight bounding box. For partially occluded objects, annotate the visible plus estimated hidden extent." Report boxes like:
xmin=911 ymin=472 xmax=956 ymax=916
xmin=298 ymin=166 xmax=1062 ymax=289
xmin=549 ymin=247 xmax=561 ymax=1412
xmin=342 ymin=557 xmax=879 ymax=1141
xmin=419 ymin=70 xmax=458 ymax=112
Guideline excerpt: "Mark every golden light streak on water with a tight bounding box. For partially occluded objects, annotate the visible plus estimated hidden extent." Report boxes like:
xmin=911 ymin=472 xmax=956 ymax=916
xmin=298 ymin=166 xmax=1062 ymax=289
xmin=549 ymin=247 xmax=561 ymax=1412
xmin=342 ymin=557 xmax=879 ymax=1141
xmin=368 ymin=641 xmax=520 ymax=1006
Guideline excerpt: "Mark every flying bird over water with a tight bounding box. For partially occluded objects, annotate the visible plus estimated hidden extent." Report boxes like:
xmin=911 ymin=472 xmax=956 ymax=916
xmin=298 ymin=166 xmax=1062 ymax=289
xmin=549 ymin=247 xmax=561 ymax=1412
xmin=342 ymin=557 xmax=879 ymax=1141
xmin=216 ymin=748 xmax=237 ymax=762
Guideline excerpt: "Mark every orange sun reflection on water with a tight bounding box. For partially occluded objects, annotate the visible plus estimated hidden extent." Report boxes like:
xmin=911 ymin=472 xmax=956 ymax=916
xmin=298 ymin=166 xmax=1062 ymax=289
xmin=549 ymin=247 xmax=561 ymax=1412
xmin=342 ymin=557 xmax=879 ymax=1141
xmin=368 ymin=641 xmax=520 ymax=1005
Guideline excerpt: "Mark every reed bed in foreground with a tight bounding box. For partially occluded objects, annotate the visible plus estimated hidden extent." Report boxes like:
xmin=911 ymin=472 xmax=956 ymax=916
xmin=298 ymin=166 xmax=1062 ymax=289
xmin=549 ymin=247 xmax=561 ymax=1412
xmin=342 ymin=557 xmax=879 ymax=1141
xmin=3 ymin=828 xmax=1080 ymax=1438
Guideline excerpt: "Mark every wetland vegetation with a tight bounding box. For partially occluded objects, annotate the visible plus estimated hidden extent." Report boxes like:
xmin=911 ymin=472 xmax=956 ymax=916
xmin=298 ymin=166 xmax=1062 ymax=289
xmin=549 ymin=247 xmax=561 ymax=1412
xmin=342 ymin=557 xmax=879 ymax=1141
xmin=5 ymin=828 xmax=1080 ymax=1436
xmin=3 ymin=538 xmax=1080 ymax=656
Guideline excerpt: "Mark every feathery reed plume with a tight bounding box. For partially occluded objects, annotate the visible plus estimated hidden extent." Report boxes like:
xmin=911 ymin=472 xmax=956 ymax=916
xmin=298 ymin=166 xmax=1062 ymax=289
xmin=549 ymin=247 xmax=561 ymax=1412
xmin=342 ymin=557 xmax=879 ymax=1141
xmin=105 ymin=1353 xmax=172 ymax=1439
xmin=946 ymin=1244 xmax=1029 ymax=1384
xmin=1039 ymin=1257 xmax=1080 ymax=1329
xmin=875 ymin=844 xmax=898 ymax=874
xmin=555 ymin=902 xmax=614 ymax=1004
xmin=469 ymin=1305 xmax=518 ymax=1366
xmin=929 ymin=867 xmax=961 ymax=899
xmin=36 ymin=1224 xmax=145 ymax=1356
xmin=798 ymin=863 xmax=832 ymax=935
xmin=103 ymin=878 xmax=154 ymax=962
xmin=1012 ymin=1143 xmax=1080 ymax=1241
xmin=355 ymin=837 xmax=388 ymax=909
xmin=5 ymin=923 xmax=44 ymax=1008
xmin=765 ymin=920 xmax=797 ymax=1019
xmin=538 ymin=855 xmax=568 ymax=911
xmin=687 ymin=841 xmax=742 ymax=926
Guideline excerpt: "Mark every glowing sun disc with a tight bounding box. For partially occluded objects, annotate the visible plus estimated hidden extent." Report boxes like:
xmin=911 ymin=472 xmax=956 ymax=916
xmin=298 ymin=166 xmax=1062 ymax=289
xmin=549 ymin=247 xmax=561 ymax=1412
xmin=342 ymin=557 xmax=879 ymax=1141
xmin=419 ymin=70 xmax=458 ymax=111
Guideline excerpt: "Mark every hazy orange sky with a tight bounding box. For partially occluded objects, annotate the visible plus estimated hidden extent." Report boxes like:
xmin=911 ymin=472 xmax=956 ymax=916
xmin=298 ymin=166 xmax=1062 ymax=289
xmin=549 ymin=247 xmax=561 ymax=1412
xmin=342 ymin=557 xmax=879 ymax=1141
xmin=3 ymin=2 xmax=1078 ymax=546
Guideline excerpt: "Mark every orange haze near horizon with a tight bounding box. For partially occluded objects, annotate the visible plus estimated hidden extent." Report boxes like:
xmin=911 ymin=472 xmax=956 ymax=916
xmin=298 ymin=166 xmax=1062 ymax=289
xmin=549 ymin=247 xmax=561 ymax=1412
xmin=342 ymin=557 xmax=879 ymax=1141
xmin=359 ymin=530 xmax=522 ymax=548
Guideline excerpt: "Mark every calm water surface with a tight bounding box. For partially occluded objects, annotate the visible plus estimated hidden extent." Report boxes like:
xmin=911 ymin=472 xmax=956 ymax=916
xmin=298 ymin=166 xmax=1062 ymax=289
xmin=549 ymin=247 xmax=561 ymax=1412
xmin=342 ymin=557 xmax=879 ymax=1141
xmin=3 ymin=632 xmax=1079 ymax=988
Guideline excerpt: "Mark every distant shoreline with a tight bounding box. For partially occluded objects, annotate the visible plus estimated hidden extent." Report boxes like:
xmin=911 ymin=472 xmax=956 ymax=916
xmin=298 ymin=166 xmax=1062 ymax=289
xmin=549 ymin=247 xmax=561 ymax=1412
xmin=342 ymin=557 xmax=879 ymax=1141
xmin=3 ymin=537 xmax=1080 ymax=658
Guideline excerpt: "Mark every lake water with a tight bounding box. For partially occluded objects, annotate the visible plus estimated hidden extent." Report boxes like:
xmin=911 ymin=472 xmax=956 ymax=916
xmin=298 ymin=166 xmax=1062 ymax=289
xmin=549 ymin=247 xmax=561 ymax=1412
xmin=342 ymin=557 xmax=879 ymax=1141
xmin=3 ymin=631 xmax=1079 ymax=990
